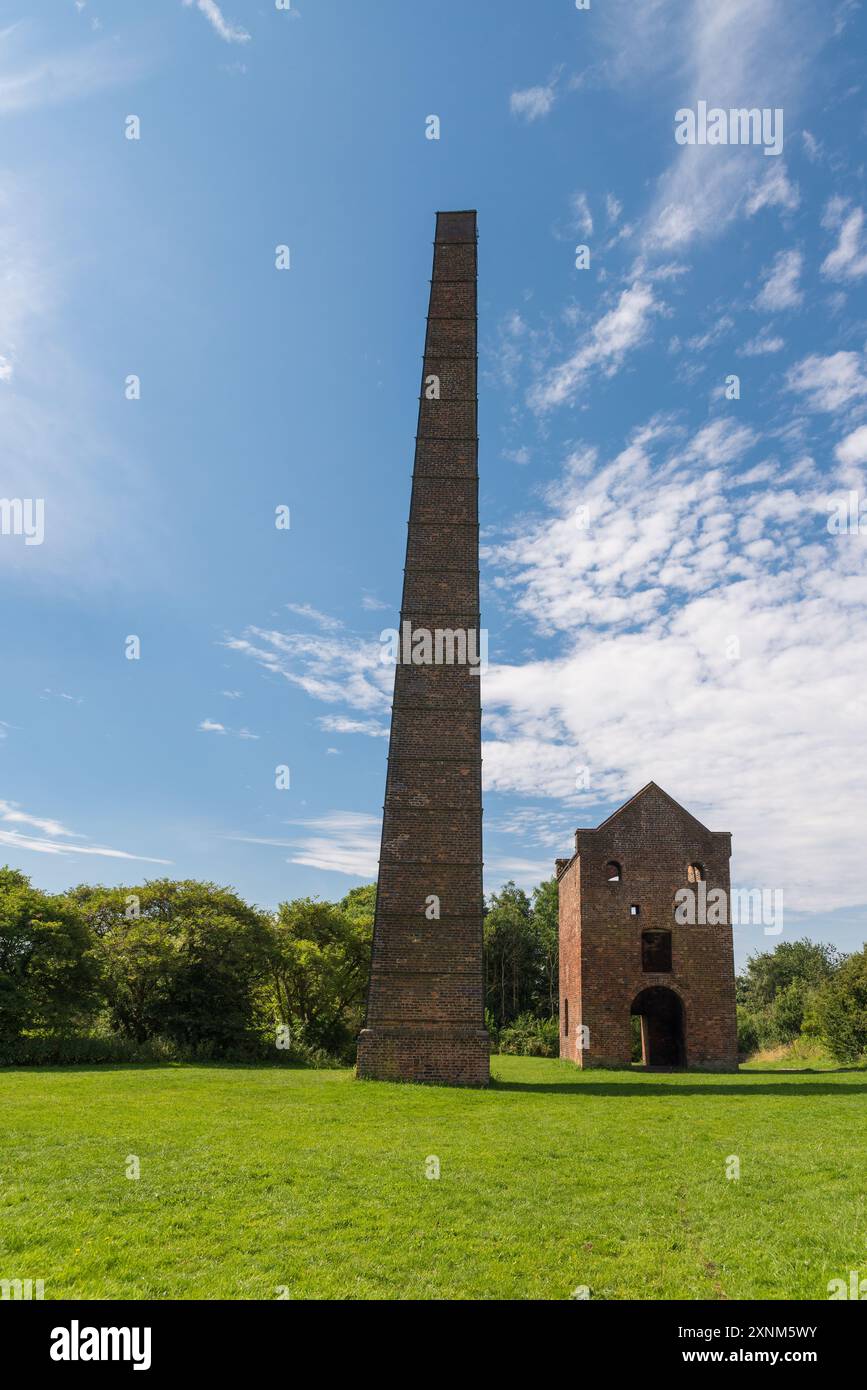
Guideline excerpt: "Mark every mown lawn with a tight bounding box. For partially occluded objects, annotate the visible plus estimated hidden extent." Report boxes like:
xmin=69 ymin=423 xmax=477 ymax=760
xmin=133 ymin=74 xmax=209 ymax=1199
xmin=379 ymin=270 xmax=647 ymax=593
xmin=1 ymin=1057 xmax=864 ymax=1300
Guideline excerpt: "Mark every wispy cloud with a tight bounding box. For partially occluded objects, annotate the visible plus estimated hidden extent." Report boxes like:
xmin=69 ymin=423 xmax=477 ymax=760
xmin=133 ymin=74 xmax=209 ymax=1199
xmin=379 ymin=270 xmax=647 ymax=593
xmin=223 ymin=628 xmax=390 ymax=712
xmin=285 ymin=602 xmax=344 ymax=631
xmin=744 ymin=163 xmax=799 ymax=217
xmin=480 ymin=413 xmax=867 ymax=913
xmin=0 ymin=799 xmax=170 ymax=863
xmin=740 ymin=328 xmax=786 ymax=356
xmin=632 ymin=0 xmax=818 ymax=250
xmin=786 ymin=350 xmax=867 ymax=414
xmin=755 ymin=249 xmax=803 ymax=312
xmin=510 ymin=72 xmax=559 ymax=122
xmin=529 ymin=282 xmax=661 ymax=411
xmin=198 ymin=718 xmax=259 ymax=739
xmin=182 ymin=0 xmax=250 ymax=45
xmin=570 ymin=192 xmax=593 ymax=238
xmin=229 ymin=813 xmax=380 ymax=878
xmin=821 ymin=203 xmax=867 ymax=282
xmin=317 ymin=715 xmax=388 ymax=738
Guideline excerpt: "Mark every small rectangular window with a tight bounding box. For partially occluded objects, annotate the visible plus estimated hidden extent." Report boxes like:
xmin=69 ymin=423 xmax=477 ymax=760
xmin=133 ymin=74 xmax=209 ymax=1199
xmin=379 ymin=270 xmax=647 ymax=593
xmin=564 ymin=998 xmax=569 ymax=1037
xmin=642 ymin=931 xmax=672 ymax=973
xmin=630 ymin=904 xmax=640 ymax=916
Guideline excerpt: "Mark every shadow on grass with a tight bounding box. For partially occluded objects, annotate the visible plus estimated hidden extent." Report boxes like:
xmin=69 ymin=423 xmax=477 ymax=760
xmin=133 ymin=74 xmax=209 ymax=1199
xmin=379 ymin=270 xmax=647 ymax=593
xmin=0 ymin=1061 xmax=340 ymax=1075
xmin=490 ymin=1074 xmax=867 ymax=1097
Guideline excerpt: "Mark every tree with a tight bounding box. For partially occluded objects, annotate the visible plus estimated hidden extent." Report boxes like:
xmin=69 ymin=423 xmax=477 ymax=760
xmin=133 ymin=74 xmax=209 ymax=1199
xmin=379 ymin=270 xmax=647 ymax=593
xmin=739 ymin=939 xmax=843 ymax=1009
xmin=0 ymin=867 xmax=99 ymax=1041
xmin=816 ymin=946 xmax=867 ymax=1063
xmin=531 ymin=878 xmax=559 ymax=1017
xmin=483 ymin=882 xmax=539 ymax=1028
xmin=266 ymin=897 xmax=372 ymax=1055
xmin=75 ymin=879 xmax=271 ymax=1053
xmin=340 ymin=882 xmax=376 ymax=927
xmin=735 ymin=938 xmax=843 ymax=1049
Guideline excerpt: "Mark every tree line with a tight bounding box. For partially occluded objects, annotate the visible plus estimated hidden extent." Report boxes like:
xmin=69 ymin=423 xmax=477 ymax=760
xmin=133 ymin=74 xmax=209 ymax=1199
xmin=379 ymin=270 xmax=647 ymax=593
xmin=1 ymin=865 xmax=865 ymax=1065
xmin=0 ymin=868 xmax=374 ymax=1065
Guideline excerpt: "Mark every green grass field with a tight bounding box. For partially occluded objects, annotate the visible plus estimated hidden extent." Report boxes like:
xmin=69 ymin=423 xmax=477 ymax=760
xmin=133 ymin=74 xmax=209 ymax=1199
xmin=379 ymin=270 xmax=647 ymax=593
xmin=2 ymin=1057 xmax=865 ymax=1300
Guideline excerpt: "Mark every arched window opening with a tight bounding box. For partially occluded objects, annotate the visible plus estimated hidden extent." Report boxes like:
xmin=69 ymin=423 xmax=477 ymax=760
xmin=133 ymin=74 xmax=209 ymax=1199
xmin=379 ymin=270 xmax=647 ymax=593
xmin=606 ymin=860 xmax=622 ymax=883
xmin=687 ymin=862 xmax=705 ymax=883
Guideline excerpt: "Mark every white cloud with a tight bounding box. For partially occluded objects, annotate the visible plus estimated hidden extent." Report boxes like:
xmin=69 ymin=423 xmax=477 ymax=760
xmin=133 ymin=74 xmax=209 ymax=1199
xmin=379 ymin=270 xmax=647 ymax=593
xmin=529 ymin=282 xmax=661 ymax=410
xmin=285 ymin=602 xmax=344 ymax=631
xmin=786 ymin=351 xmax=867 ymax=414
xmin=686 ymin=315 xmax=734 ymax=352
xmin=223 ymin=628 xmax=391 ymax=712
xmin=744 ymin=163 xmax=800 ymax=217
xmin=755 ymin=249 xmax=803 ymax=312
xmin=802 ymin=129 xmax=823 ymax=162
xmin=740 ymin=329 xmax=786 ymax=356
xmin=287 ymin=813 xmax=379 ymax=876
xmin=229 ymin=813 xmax=380 ymax=878
xmin=0 ymin=799 xmax=78 ymax=838
xmin=182 ymin=0 xmax=250 ymax=44
xmin=570 ymin=192 xmax=593 ymax=237
xmin=821 ymin=206 xmax=867 ymax=282
xmin=198 ymin=718 xmax=258 ymax=739
xmin=478 ymin=416 xmax=867 ymax=913
xmin=510 ymin=77 xmax=558 ymax=122
xmin=835 ymin=425 xmax=867 ymax=467
xmin=317 ymin=715 xmax=388 ymax=738
xmin=639 ymin=0 xmax=816 ymax=249
xmin=686 ymin=418 xmax=758 ymax=466
xmin=0 ymin=799 xmax=170 ymax=863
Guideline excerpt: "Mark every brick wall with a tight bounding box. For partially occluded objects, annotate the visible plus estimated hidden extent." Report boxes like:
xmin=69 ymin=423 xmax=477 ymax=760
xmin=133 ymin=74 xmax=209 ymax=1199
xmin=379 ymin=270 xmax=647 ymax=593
xmin=357 ymin=211 xmax=489 ymax=1087
xmin=558 ymin=783 xmax=738 ymax=1071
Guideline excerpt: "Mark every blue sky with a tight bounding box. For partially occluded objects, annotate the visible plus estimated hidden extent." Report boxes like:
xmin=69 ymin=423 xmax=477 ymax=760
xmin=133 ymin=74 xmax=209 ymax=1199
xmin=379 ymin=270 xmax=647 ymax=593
xmin=1 ymin=0 xmax=866 ymax=967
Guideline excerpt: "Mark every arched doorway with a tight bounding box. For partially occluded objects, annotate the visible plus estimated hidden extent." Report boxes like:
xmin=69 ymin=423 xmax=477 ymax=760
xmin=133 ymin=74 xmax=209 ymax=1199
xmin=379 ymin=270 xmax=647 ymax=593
xmin=631 ymin=986 xmax=685 ymax=1067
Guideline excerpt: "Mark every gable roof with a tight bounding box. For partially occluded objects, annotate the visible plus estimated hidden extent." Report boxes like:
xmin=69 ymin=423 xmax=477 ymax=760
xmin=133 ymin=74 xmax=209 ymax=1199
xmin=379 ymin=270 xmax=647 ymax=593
xmin=577 ymin=782 xmax=722 ymax=839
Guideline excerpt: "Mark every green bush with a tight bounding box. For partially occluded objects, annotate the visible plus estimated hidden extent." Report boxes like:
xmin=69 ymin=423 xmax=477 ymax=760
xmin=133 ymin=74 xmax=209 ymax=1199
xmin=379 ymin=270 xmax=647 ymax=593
xmin=498 ymin=1013 xmax=559 ymax=1058
xmin=736 ymin=1006 xmax=761 ymax=1058
xmin=816 ymin=947 xmax=867 ymax=1063
xmin=0 ymin=868 xmax=100 ymax=1042
xmin=0 ymin=1026 xmax=343 ymax=1068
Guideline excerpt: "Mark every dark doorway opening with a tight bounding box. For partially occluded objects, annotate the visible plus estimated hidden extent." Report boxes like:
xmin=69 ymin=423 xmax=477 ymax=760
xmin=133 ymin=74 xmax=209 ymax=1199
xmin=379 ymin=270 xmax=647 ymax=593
xmin=631 ymin=986 xmax=685 ymax=1067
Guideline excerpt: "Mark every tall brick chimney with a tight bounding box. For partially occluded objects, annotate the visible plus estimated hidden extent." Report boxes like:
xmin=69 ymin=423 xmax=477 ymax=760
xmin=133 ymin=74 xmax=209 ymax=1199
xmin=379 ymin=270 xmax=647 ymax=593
xmin=356 ymin=211 xmax=489 ymax=1086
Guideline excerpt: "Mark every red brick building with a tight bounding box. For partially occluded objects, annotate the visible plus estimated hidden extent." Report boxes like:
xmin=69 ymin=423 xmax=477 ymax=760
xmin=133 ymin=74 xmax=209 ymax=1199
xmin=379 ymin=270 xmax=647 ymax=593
xmin=557 ymin=783 xmax=738 ymax=1070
